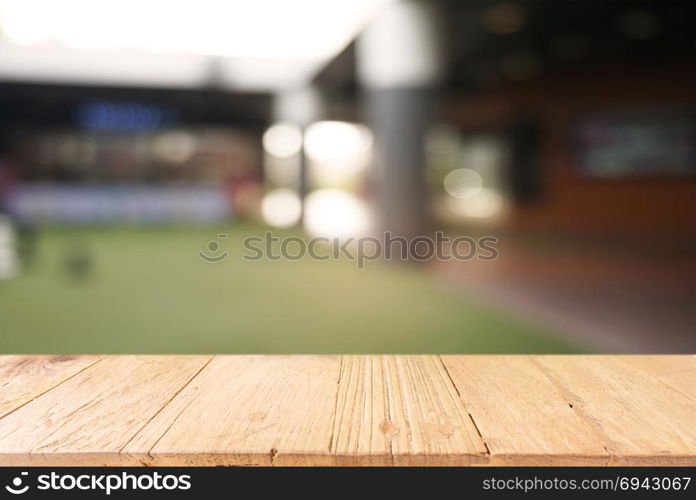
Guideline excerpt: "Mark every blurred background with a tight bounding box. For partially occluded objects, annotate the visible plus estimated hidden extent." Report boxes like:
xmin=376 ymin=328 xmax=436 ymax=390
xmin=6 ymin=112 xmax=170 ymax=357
xmin=0 ymin=0 xmax=694 ymax=354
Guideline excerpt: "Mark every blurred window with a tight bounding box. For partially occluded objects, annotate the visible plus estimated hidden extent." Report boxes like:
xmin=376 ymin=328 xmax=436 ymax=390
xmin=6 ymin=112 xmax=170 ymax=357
xmin=574 ymin=112 xmax=696 ymax=178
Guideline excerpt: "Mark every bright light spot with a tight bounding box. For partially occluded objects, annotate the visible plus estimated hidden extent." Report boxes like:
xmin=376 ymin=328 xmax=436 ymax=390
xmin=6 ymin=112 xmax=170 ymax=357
xmin=444 ymin=169 xmax=484 ymax=199
xmin=151 ymin=132 xmax=197 ymax=164
xmin=305 ymin=121 xmax=373 ymax=163
xmin=263 ymin=122 xmax=303 ymax=158
xmin=0 ymin=1 xmax=392 ymax=89
xmin=448 ymin=188 xmax=504 ymax=218
xmin=0 ymin=216 xmax=19 ymax=279
xmin=304 ymin=121 xmax=373 ymax=186
xmin=261 ymin=188 xmax=302 ymax=228
xmin=0 ymin=0 xmax=389 ymax=57
xmin=304 ymin=189 xmax=371 ymax=239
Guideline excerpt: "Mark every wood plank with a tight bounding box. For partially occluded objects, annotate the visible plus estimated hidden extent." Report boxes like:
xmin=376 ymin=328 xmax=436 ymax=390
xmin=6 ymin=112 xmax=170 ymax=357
xmin=331 ymin=356 xmax=488 ymax=465
xmin=0 ymin=355 xmax=211 ymax=466
xmin=620 ymin=355 xmax=696 ymax=402
xmin=441 ymin=355 xmax=609 ymax=465
xmin=620 ymin=355 xmax=696 ymax=377
xmin=123 ymin=355 xmax=341 ymax=466
xmin=0 ymin=355 xmax=694 ymax=466
xmin=331 ymin=355 xmax=390 ymax=465
xmin=533 ymin=356 xmax=696 ymax=465
xmin=0 ymin=355 xmax=102 ymax=419
xmin=655 ymin=370 xmax=696 ymax=402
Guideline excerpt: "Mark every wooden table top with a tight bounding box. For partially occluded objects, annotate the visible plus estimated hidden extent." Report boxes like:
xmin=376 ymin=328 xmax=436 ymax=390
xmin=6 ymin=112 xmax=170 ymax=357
xmin=0 ymin=355 xmax=694 ymax=466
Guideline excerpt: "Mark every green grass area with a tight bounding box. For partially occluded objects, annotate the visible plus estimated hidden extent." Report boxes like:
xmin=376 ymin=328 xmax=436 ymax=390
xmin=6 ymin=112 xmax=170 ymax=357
xmin=0 ymin=224 xmax=577 ymax=354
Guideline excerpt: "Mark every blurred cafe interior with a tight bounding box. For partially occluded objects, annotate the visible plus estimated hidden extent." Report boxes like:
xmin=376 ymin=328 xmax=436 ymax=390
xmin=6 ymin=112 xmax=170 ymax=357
xmin=0 ymin=0 xmax=694 ymax=354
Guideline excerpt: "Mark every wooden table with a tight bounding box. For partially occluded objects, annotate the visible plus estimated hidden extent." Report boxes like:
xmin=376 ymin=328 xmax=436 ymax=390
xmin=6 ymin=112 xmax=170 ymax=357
xmin=0 ymin=355 xmax=695 ymax=466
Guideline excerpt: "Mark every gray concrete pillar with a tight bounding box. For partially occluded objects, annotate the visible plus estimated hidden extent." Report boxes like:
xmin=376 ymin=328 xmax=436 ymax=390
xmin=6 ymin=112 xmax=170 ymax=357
xmin=357 ymin=0 xmax=444 ymax=239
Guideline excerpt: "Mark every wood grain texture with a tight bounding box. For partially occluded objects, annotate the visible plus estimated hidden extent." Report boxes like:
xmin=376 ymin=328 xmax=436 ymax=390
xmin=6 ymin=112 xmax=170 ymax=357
xmin=0 ymin=355 xmax=211 ymax=465
xmin=0 ymin=355 xmax=694 ymax=466
xmin=0 ymin=355 xmax=102 ymax=419
xmin=621 ymin=355 xmax=696 ymax=402
xmin=533 ymin=356 xmax=696 ymax=465
xmin=620 ymin=355 xmax=696 ymax=377
xmin=654 ymin=370 xmax=696 ymax=403
xmin=123 ymin=355 xmax=341 ymax=465
xmin=441 ymin=355 xmax=609 ymax=465
xmin=331 ymin=356 xmax=487 ymax=465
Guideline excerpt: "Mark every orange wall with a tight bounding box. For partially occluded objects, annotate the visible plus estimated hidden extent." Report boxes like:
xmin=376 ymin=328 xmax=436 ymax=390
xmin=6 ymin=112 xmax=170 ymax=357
xmin=444 ymin=64 xmax=696 ymax=237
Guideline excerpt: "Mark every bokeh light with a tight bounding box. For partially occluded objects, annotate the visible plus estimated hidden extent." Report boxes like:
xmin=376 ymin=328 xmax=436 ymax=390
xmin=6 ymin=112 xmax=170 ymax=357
xmin=304 ymin=189 xmax=371 ymax=239
xmin=305 ymin=121 xmax=373 ymax=187
xmin=304 ymin=121 xmax=373 ymax=163
xmin=262 ymin=122 xmax=303 ymax=158
xmin=444 ymin=168 xmax=484 ymax=199
xmin=448 ymin=188 xmax=505 ymax=219
xmin=261 ymin=188 xmax=302 ymax=228
xmin=151 ymin=132 xmax=197 ymax=164
xmin=0 ymin=216 xmax=20 ymax=279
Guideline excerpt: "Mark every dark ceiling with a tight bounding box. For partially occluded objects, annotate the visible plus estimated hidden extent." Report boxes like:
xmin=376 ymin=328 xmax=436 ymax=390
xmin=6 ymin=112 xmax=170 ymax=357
xmin=316 ymin=0 xmax=696 ymax=93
